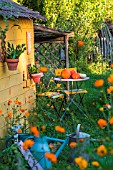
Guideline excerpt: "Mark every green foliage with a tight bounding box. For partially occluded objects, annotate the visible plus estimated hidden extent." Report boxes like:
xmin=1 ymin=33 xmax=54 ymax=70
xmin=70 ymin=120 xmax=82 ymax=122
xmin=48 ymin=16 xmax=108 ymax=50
xmin=28 ymin=64 xmax=40 ymax=74
xmin=6 ymin=42 xmax=26 ymax=59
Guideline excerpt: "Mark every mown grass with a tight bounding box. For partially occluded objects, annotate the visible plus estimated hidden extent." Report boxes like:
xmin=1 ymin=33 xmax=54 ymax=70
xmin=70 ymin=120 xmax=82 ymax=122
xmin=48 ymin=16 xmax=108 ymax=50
xmin=0 ymin=62 xmax=112 ymax=169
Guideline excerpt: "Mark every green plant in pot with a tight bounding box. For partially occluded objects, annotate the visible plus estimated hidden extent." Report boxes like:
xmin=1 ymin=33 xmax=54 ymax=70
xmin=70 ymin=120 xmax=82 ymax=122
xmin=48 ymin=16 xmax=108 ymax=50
xmin=28 ymin=64 xmax=44 ymax=83
xmin=6 ymin=42 xmax=26 ymax=70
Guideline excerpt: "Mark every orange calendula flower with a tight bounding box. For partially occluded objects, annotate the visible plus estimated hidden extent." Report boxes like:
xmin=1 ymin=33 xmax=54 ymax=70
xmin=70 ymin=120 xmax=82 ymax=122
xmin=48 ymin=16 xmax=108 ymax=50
xmin=55 ymin=126 xmax=65 ymax=133
xmin=75 ymin=156 xmax=88 ymax=170
xmin=108 ymin=74 xmax=113 ymax=84
xmin=18 ymin=129 xmax=22 ymax=133
xmin=25 ymin=112 xmax=30 ymax=117
xmin=14 ymin=100 xmax=19 ymax=104
xmin=51 ymin=105 xmax=54 ymax=109
xmin=7 ymin=112 xmax=13 ymax=118
xmin=41 ymin=125 xmax=46 ymax=131
xmin=8 ymin=100 xmax=12 ymax=105
xmin=23 ymin=139 xmax=34 ymax=150
xmin=20 ymin=108 xmax=25 ymax=112
xmin=105 ymin=104 xmax=111 ymax=109
xmin=0 ymin=110 xmax=2 ymax=114
xmin=69 ymin=142 xmax=77 ymax=148
xmin=94 ymin=79 xmax=104 ymax=87
xmin=107 ymin=86 xmax=113 ymax=94
xmin=30 ymin=126 xmax=39 ymax=137
xmin=45 ymin=152 xmax=57 ymax=163
xmin=35 ymin=61 xmax=38 ymax=64
xmin=18 ymin=101 xmax=22 ymax=105
xmin=97 ymin=119 xmax=107 ymax=128
xmin=34 ymin=112 xmax=37 ymax=116
xmin=91 ymin=161 xmax=100 ymax=166
xmin=49 ymin=143 xmax=54 ymax=149
xmin=57 ymin=84 xmax=61 ymax=88
xmin=109 ymin=117 xmax=113 ymax=125
xmin=97 ymin=145 xmax=107 ymax=157
xmin=59 ymin=95 xmax=64 ymax=99
xmin=110 ymin=64 xmax=113 ymax=69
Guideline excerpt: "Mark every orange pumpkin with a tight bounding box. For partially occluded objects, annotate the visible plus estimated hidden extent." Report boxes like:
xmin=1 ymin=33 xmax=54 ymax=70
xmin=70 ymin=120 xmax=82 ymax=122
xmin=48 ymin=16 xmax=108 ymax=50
xmin=78 ymin=40 xmax=84 ymax=47
xmin=61 ymin=69 xmax=71 ymax=79
xmin=72 ymin=73 xmax=80 ymax=79
xmin=39 ymin=67 xmax=48 ymax=73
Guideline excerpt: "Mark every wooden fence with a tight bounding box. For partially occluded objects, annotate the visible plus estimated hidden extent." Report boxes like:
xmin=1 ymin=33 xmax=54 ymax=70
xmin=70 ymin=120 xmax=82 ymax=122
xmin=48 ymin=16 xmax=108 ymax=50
xmin=97 ymin=24 xmax=113 ymax=63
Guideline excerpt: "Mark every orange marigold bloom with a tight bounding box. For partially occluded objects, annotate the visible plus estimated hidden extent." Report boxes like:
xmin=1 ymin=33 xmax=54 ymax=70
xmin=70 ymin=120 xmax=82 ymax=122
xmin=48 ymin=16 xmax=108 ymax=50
xmin=97 ymin=119 xmax=107 ymax=128
xmin=0 ymin=110 xmax=2 ymax=114
xmin=23 ymin=139 xmax=34 ymax=150
xmin=97 ymin=145 xmax=107 ymax=157
xmin=55 ymin=126 xmax=65 ymax=133
xmin=108 ymin=74 xmax=113 ymax=84
xmin=35 ymin=61 xmax=38 ymax=64
xmin=94 ymin=79 xmax=104 ymax=87
xmin=7 ymin=112 xmax=13 ymax=118
xmin=45 ymin=152 xmax=57 ymax=163
xmin=107 ymin=86 xmax=113 ymax=94
xmin=51 ymin=105 xmax=54 ymax=109
xmin=110 ymin=64 xmax=113 ymax=69
xmin=91 ymin=161 xmax=100 ymax=166
xmin=41 ymin=125 xmax=46 ymax=131
xmin=25 ymin=112 xmax=30 ymax=117
xmin=49 ymin=143 xmax=54 ymax=149
xmin=105 ymin=104 xmax=111 ymax=109
xmin=14 ymin=100 xmax=19 ymax=104
xmin=20 ymin=108 xmax=25 ymax=112
xmin=57 ymin=84 xmax=61 ymax=88
xmin=75 ymin=156 xmax=88 ymax=169
xmin=8 ymin=100 xmax=12 ymax=105
xmin=18 ymin=102 xmax=22 ymax=105
xmin=30 ymin=126 xmax=39 ymax=137
xmin=69 ymin=142 xmax=77 ymax=148
xmin=109 ymin=117 xmax=113 ymax=125
xmin=18 ymin=129 xmax=22 ymax=133
xmin=34 ymin=112 xmax=37 ymax=116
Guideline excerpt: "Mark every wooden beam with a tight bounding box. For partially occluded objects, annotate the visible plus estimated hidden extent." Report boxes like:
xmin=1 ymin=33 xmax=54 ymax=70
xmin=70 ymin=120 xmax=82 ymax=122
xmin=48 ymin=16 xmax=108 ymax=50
xmin=34 ymin=24 xmax=74 ymax=37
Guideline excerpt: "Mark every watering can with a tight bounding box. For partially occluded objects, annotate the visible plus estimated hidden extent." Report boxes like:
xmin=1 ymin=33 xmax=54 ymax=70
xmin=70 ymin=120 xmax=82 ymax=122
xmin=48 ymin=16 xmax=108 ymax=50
xmin=6 ymin=128 xmax=69 ymax=170
xmin=67 ymin=124 xmax=90 ymax=163
xmin=26 ymin=135 xmax=69 ymax=169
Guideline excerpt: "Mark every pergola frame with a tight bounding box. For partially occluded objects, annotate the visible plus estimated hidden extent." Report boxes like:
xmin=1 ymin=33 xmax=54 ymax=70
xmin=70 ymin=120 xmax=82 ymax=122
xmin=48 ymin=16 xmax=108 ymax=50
xmin=34 ymin=24 xmax=74 ymax=68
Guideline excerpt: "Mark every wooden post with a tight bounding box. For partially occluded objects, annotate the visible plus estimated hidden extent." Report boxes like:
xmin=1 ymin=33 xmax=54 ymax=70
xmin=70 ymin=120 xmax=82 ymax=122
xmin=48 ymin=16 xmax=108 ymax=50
xmin=65 ymin=35 xmax=69 ymax=68
xmin=64 ymin=35 xmax=69 ymax=91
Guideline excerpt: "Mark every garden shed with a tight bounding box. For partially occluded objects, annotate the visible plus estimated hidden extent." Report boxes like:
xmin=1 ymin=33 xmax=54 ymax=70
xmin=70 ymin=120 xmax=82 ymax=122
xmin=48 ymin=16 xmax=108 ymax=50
xmin=0 ymin=0 xmax=46 ymax=137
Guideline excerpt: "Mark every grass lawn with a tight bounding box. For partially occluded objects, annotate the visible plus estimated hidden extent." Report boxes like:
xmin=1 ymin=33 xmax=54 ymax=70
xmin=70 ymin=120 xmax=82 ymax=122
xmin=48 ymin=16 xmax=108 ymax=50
xmin=0 ymin=63 xmax=113 ymax=169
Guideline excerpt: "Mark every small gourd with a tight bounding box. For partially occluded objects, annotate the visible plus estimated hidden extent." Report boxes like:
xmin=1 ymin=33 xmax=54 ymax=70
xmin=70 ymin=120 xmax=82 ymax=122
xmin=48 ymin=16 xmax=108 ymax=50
xmin=61 ymin=69 xmax=71 ymax=79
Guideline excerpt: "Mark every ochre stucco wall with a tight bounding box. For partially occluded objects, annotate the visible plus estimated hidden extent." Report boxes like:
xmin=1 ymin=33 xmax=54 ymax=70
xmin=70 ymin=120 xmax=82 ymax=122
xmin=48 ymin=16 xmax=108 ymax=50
xmin=0 ymin=18 xmax=36 ymax=137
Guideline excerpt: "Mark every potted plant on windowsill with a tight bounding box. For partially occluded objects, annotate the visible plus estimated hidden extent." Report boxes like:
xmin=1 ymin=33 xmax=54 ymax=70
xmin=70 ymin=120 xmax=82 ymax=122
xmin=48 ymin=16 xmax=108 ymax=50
xmin=6 ymin=42 xmax=26 ymax=70
xmin=28 ymin=64 xmax=44 ymax=83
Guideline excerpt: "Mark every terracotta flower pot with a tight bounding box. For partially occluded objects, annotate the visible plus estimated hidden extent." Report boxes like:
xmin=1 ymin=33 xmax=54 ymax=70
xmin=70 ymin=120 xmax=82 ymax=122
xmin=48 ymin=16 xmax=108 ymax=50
xmin=6 ymin=58 xmax=19 ymax=70
xmin=31 ymin=73 xmax=44 ymax=83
